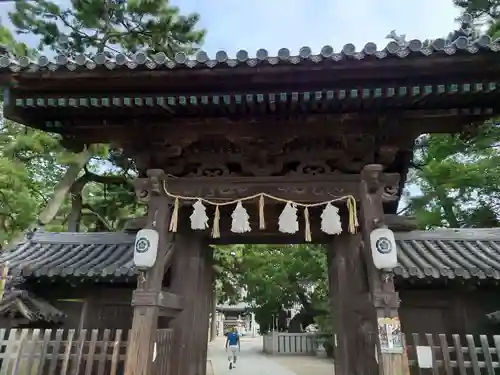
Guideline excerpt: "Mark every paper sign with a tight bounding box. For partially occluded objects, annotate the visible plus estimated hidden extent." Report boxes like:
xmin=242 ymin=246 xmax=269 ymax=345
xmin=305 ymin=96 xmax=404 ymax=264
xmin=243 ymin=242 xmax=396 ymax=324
xmin=377 ymin=317 xmax=403 ymax=353
xmin=416 ymin=345 xmax=433 ymax=368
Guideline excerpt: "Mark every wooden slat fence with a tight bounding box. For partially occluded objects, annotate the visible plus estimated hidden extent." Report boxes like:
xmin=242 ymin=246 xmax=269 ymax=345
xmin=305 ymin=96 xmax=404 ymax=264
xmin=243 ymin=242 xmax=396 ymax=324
xmin=0 ymin=328 xmax=172 ymax=375
xmin=264 ymin=331 xmax=500 ymax=375
xmin=404 ymin=333 xmax=500 ymax=375
xmin=262 ymin=332 xmax=319 ymax=355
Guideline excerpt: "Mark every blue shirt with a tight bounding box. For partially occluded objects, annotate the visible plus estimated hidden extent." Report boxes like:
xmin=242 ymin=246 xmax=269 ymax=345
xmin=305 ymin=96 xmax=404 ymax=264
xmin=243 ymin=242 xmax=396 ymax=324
xmin=227 ymin=332 xmax=239 ymax=346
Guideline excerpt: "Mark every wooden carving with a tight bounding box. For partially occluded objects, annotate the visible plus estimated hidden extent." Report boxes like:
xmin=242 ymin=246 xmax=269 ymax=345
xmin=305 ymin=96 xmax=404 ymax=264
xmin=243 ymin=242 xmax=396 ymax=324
xmin=376 ymin=145 xmax=399 ymax=166
xmin=133 ymin=178 xmax=150 ymax=203
xmin=147 ymin=169 xmax=165 ymax=195
xmin=122 ymin=132 xmax=405 ymax=179
xmin=166 ymin=173 xmax=400 ymax=203
xmin=184 ymin=136 xmax=239 ymax=156
xmin=150 ymin=172 xmax=401 ymax=205
xmin=193 ymin=163 xmax=231 ymax=177
xmin=288 ymin=161 xmax=333 ymax=175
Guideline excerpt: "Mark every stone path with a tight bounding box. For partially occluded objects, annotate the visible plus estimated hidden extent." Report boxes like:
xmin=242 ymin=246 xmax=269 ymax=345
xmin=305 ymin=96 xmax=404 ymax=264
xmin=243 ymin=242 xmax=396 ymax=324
xmin=265 ymin=353 xmax=334 ymax=375
xmin=207 ymin=336 xmax=334 ymax=375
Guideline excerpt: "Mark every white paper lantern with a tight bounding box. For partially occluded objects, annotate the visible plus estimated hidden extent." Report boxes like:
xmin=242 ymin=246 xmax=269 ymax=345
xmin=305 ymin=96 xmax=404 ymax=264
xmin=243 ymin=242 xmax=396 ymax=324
xmin=133 ymin=228 xmax=159 ymax=270
xmin=369 ymin=228 xmax=398 ymax=269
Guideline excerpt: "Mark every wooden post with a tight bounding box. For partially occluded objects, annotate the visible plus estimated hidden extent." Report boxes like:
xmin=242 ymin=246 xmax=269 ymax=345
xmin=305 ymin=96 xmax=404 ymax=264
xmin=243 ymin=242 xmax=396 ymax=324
xmin=168 ymin=235 xmax=212 ymax=375
xmin=327 ymin=234 xmax=379 ymax=375
xmin=201 ymin=247 xmax=214 ymax=370
xmin=0 ymin=263 xmax=9 ymax=302
xmin=124 ymin=170 xmax=175 ymax=375
xmin=210 ymin=287 xmax=217 ymax=341
xmin=359 ymin=164 xmax=407 ymax=375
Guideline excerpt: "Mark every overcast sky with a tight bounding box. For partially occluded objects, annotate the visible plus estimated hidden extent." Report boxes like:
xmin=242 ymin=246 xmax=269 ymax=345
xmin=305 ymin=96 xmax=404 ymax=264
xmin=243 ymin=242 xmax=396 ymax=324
xmin=0 ymin=0 xmax=461 ymax=56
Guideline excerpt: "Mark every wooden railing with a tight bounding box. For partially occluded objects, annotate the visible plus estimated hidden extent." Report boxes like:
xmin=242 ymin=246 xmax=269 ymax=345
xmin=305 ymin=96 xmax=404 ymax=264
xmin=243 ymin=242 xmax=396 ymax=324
xmin=405 ymin=333 xmax=500 ymax=375
xmin=263 ymin=331 xmax=500 ymax=374
xmin=262 ymin=332 xmax=319 ymax=355
xmin=0 ymin=328 xmax=172 ymax=375
xmin=3 ymin=329 xmax=500 ymax=374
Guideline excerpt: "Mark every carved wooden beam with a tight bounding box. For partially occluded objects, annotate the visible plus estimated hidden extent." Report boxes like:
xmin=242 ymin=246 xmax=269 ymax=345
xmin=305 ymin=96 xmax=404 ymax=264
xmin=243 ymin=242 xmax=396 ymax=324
xmin=165 ymin=173 xmax=400 ymax=203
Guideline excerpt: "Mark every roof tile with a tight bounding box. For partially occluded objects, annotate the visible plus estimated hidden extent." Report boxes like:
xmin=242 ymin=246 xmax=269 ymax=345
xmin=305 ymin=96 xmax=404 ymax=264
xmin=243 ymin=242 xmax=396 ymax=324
xmin=1 ymin=35 xmax=499 ymax=73
xmin=1 ymin=229 xmax=500 ymax=280
xmin=0 ymin=290 xmax=66 ymax=323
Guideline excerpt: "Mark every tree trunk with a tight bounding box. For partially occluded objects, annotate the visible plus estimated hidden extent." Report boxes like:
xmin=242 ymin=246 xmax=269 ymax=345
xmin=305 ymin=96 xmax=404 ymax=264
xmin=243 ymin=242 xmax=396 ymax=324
xmin=38 ymin=148 xmax=92 ymax=225
xmin=1 ymin=148 xmax=92 ymax=249
xmin=210 ymin=288 xmax=217 ymax=341
xmin=67 ymin=193 xmax=83 ymax=232
xmin=67 ymin=175 xmax=88 ymax=232
xmin=436 ymin=188 xmax=460 ymax=227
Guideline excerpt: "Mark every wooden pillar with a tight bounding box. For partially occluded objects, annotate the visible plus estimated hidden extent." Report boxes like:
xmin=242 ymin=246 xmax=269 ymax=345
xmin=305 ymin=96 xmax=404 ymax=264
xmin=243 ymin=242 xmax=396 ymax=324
xmin=168 ymin=235 xmax=212 ymax=375
xmin=327 ymin=233 xmax=379 ymax=375
xmin=210 ymin=288 xmax=217 ymax=341
xmin=124 ymin=170 xmax=175 ymax=375
xmin=359 ymin=164 xmax=407 ymax=375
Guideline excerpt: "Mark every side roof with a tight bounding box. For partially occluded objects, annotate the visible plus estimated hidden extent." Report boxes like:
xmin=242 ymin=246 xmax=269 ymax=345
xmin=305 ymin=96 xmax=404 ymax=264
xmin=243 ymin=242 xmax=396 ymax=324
xmin=1 ymin=229 xmax=500 ymax=281
xmin=0 ymin=289 xmax=66 ymax=324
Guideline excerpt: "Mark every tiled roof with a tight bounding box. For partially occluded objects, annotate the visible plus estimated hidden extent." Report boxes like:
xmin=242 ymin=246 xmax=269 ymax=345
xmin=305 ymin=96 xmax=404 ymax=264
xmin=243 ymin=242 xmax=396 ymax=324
xmin=0 ymin=290 xmax=66 ymax=323
xmin=217 ymin=302 xmax=250 ymax=312
xmin=1 ymin=229 xmax=500 ymax=280
xmin=393 ymin=229 xmax=500 ymax=280
xmin=1 ymin=232 xmax=136 ymax=279
xmin=0 ymin=34 xmax=497 ymax=73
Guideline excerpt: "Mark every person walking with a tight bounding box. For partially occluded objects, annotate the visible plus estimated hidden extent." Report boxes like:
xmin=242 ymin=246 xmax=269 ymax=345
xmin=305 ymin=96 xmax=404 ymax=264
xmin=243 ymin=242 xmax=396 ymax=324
xmin=225 ymin=327 xmax=240 ymax=369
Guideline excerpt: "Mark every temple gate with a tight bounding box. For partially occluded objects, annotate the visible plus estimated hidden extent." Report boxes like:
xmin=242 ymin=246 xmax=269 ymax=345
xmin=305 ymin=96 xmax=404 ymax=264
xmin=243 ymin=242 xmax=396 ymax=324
xmin=1 ymin=14 xmax=499 ymax=375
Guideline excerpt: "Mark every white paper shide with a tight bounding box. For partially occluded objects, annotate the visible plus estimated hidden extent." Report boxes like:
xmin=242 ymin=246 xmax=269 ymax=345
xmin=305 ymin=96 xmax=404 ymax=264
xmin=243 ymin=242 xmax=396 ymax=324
xmin=278 ymin=202 xmax=299 ymax=234
xmin=231 ymin=201 xmax=251 ymax=233
xmin=190 ymin=199 xmax=209 ymax=230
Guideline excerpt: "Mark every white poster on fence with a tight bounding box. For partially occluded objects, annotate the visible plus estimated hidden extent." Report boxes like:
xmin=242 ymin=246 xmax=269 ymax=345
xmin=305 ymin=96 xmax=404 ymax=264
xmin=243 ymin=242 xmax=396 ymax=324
xmin=416 ymin=346 xmax=433 ymax=368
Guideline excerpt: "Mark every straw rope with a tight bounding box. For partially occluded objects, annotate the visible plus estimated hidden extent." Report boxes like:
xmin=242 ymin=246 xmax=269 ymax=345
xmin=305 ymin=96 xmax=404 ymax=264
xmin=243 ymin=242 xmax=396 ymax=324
xmin=162 ymin=180 xmax=359 ymax=237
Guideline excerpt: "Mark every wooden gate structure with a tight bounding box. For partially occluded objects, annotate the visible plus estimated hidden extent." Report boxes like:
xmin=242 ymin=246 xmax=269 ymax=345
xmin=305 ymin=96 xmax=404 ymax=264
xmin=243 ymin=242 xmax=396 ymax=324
xmin=1 ymin=15 xmax=500 ymax=375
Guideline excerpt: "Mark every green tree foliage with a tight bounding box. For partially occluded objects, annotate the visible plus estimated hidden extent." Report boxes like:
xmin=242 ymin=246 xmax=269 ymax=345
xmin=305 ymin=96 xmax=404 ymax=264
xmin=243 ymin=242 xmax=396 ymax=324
xmin=214 ymin=244 xmax=328 ymax=334
xmin=0 ymin=0 xmax=205 ymax=245
xmin=9 ymin=0 xmax=205 ymax=55
xmin=0 ymin=119 xmax=144 ymax=245
xmin=0 ymin=22 xmax=32 ymax=56
xmin=212 ymin=245 xmax=244 ymax=304
xmin=0 ymin=19 xmax=64 ymax=243
xmin=408 ymin=122 xmax=500 ymax=229
xmin=454 ymin=0 xmax=500 ymax=39
xmin=0 ymin=120 xmax=63 ymax=245
xmin=454 ymin=0 xmax=500 ymax=19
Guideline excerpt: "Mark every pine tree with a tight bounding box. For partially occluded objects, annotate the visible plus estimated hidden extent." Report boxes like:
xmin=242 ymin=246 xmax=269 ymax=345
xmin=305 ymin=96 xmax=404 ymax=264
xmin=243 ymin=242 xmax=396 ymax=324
xmin=9 ymin=0 xmax=205 ymax=56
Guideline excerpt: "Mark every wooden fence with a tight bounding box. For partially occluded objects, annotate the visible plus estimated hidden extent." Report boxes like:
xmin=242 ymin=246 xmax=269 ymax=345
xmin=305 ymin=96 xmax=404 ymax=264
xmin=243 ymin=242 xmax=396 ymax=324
xmin=262 ymin=332 xmax=319 ymax=355
xmin=263 ymin=331 xmax=500 ymax=375
xmin=0 ymin=328 xmax=172 ymax=375
xmin=405 ymin=333 xmax=500 ymax=375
